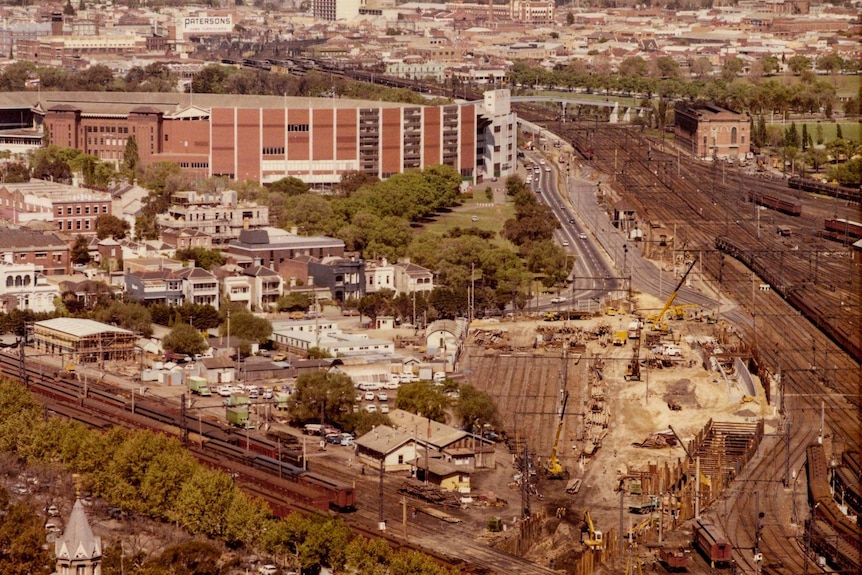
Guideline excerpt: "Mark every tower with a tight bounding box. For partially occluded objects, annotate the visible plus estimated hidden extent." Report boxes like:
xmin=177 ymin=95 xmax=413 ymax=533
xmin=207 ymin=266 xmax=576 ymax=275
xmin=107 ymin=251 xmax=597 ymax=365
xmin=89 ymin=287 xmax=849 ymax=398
xmin=55 ymin=500 xmax=102 ymax=575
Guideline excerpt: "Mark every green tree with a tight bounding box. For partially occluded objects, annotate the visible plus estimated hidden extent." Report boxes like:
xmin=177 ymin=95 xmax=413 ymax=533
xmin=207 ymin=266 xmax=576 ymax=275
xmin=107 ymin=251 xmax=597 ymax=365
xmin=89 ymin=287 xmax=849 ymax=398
xmin=815 ymin=123 xmax=824 ymax=145
xmin=0 ymin=162 xmax=29 ymax=183
xmin=277 ymin=292 xmax=311 ymax=312
xmin=836 ymin=123 xmax=843 ymax=140
xmin=454 ymin=383 xmax=499 ymax=431
xmin=339 ymin=170 xmax=379 ymax=196
xmin=122 ymin=135 xmax=139 ymax=177
xmin=95 ymin=214 xmax=130 ymax=240
xmin=138 ymin=541 xmax=222 ymax=575
xmin=270 ymin=175 xmax=310 ymax=196
xmin=0 ymin=498 xmax=53 ymax=575
xmin=162 ymin=323 xmax=207 ymax=355
xmin=787 ymin=55 xmax=812 ymax=75
xmin=287 ymin=371 xmax=356 ymax=427
xmin=721 ymin=56 xmax=744 ymax=81
xmin=801 ymin=124 xmax=809 ymax=151
xmin=169 ymin=467 xmax=235 ymax=538
xmin=784 ymin=122 xmax=800 ymax=148
xmin=91 ymin=300 xmax=152 ymax=337
xmin=220 ymin=310 xmax=272 ymax=343
xmin=761 ymin=55 xmax=779 ymax=76
xmin=71 ymin=235 xmax=91 ymax=265
xmin=174 ymin=247 xmax=226 ymax=271
xmin=394 ymin=382 xmax=449 ymax=422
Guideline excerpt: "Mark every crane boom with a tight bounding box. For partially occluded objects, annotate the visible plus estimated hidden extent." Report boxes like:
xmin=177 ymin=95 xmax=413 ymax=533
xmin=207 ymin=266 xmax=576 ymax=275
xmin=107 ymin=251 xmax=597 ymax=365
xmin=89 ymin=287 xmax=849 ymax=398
xmin=545 ymin=391 xmax=569 ymax=479
xmin=651 ymin=258 xmax=697 ymax=331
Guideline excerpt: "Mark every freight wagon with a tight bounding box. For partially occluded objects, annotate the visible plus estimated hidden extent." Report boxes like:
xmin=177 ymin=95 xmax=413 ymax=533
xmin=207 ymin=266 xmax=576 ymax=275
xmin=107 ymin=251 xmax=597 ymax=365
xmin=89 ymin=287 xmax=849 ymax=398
xmin=746 ymin=192 xmax=802 ymax=216
xmin=824 ymin=218 xmax=862 ymax=240
xmin=692 ymin=519 xmax=733 ymax=566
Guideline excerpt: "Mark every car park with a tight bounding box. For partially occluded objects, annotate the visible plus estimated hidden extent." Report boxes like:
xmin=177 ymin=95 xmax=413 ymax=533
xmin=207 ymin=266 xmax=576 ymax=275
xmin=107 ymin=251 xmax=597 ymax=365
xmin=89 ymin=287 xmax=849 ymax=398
xmin=365 ymin=404 xmax=377 ymax=413
xmin=377 ymin=391 xmax=388 ymax=401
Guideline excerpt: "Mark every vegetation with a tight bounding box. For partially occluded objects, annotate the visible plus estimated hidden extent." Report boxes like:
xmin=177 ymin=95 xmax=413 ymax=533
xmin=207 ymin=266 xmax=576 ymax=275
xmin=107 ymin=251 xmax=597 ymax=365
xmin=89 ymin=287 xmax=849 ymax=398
xmin=174 ymin=247 xmax=226 ymax=271
xmin=0 ymin=381 xmax=453 ymax=574
xmin=162 ymin=323 xmax=208 ymax=355
xmin=394 ymin=382 xmax=450 ymax=423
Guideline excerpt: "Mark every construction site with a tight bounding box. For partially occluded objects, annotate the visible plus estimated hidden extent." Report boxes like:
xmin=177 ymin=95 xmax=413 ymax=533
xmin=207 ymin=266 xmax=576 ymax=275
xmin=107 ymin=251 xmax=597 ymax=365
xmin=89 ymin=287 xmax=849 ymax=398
xmin=460 ymin=285 xmax=767 ymax=573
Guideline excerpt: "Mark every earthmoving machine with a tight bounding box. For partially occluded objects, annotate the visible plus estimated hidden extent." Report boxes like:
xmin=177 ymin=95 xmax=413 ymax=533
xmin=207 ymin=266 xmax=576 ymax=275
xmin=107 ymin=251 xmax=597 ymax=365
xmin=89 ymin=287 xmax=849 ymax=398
xmin=648 ymin=258 xmax=698 ymax=332
xmin=545 ymin=390 xmax=569 ymax=479
xmin=583 ymin=508 xmax=604 ymax=547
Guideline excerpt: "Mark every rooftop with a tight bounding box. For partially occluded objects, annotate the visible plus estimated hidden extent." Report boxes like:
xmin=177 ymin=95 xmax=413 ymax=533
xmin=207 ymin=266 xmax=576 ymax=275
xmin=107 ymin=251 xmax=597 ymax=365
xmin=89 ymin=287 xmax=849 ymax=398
xmin=35 ymin=318 xmax=134 ymax=338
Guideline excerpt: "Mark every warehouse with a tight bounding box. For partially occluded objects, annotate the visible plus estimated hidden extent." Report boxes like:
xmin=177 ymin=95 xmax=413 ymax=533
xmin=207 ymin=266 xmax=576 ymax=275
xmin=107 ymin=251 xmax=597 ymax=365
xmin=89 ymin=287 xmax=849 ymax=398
xmin=33 ymin=318 xmax=136 ymax=364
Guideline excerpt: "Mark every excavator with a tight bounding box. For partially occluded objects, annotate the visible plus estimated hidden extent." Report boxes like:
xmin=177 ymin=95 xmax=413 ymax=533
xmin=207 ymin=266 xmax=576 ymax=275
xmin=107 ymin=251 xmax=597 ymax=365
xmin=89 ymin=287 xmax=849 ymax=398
xmin=583 ymin=508 xmax=604 ymax=547
xmin=648 ymin=258 xmax=698 ymax=333
xmin=545 ymin=391 xmax=569 ymax=479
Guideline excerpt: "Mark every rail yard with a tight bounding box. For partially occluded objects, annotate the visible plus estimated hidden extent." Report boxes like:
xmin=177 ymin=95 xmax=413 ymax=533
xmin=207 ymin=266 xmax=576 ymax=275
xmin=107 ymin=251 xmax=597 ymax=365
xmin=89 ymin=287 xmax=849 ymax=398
xmin=2 ymin=117 xmax=859 ymax=575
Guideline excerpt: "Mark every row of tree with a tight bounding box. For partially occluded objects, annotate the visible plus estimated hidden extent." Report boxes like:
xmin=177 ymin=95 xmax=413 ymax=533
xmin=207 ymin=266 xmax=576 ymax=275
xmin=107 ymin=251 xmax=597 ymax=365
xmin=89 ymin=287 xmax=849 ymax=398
xmin=0 ymin=381 xmax=456 ymax=574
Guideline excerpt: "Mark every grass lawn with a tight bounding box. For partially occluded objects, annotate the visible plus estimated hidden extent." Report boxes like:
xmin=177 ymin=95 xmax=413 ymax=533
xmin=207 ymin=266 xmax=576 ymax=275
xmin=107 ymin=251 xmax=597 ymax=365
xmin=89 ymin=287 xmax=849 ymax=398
xmin=768 ymin=120 xmax=860 ymax=143
xmin=418 ymin=193 xmax=516 ymax=249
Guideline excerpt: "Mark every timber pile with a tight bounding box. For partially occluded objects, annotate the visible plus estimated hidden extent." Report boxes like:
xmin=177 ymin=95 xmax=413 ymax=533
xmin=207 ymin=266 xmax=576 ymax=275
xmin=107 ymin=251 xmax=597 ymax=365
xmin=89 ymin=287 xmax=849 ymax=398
xmin=398 ymin=479 xmax=461 ymax=508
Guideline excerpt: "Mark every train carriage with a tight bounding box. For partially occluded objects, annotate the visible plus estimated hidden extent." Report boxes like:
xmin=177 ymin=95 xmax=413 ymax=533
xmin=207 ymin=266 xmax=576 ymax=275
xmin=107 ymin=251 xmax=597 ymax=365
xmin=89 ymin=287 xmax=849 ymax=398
xmin=693 ymin=519 xmax=733 ymax=566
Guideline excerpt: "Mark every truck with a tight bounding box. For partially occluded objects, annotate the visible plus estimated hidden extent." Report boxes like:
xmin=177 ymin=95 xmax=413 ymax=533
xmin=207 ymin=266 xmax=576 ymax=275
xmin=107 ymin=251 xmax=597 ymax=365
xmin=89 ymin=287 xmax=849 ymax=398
xmin=274 ymin=392 xmax=291 ymax=410
xmin=627 ymin=320 xmax=642 ymax=339
xmin=226 ymin=406 xmax=251 ymax=428
xmin=612 ymin=331 xmax=627 ymax=346
xmin=224 ymin=395 xmax=250 ymax=407
xmin=187 ymin=376 xmax=211 ymax=396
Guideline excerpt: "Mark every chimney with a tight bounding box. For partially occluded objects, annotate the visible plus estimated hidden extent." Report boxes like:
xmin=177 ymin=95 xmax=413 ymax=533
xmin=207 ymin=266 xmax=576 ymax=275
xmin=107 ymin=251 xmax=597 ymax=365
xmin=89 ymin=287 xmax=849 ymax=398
xmin=188 ymin=259 xmax=195 ymax=269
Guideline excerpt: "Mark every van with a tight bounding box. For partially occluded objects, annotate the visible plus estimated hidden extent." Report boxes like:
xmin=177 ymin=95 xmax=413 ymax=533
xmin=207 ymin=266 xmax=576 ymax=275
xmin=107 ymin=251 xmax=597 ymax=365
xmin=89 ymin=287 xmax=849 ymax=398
xmin=303 ymin=423 xmax=323 ymax=436
xmin=357 ymin=382 xmax=382 ymax=391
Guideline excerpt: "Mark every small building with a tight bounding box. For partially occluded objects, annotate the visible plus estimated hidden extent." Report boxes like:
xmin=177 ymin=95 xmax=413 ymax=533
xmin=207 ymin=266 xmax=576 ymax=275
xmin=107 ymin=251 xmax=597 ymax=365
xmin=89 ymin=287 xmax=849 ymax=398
xmin=387 ymin=409 xmax=495 ymax=469
xmin=355 ymin=425 xmax=417 ymax=472
xmin=197 ymin=355 xmax=237 ymax=385
xmin=425 ymin=318 xmax=468 ymax=370
xmin=414 ymin=456 xmax=471 ymax=493
xmin=33 ymin=318 xmax=136 ymax=364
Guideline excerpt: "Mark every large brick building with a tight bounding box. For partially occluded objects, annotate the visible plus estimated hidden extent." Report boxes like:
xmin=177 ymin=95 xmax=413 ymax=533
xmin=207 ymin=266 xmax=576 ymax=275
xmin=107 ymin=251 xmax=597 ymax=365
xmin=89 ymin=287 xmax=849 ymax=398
xmin=674 ymin=104 xmax=751 ymax=162
xmin=0 ymin=90 xmax=516 ymax=186
xmin=0 ymin=229 xmax=70 ymax=276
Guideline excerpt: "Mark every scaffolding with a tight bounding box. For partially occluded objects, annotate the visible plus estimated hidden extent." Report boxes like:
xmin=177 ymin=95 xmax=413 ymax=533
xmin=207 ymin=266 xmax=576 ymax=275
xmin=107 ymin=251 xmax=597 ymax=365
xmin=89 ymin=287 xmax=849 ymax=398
xmin=33 ymin=318 xmax=136 ymax=364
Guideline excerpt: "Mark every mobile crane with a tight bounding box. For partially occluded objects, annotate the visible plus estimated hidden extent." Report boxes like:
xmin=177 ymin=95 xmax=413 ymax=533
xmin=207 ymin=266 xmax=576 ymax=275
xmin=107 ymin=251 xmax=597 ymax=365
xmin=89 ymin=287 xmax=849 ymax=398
xmin=648 ymin=258 xmax=698 ymax=333
xmin=583 ymin=508 xmax=604 ymax=547
xmin=545 ymin=390 xmax=569 ymax=480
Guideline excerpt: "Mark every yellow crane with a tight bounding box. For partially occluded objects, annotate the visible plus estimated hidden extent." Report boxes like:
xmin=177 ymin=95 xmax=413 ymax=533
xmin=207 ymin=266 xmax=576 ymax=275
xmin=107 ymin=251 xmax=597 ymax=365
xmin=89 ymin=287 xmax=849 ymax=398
xmin=650 ymin=258 xmax=698 ymax=332
xmin=583 ymin=508 xmax=604 ymax=547
xmin=545 ymin=391 xmax=569 ymax=479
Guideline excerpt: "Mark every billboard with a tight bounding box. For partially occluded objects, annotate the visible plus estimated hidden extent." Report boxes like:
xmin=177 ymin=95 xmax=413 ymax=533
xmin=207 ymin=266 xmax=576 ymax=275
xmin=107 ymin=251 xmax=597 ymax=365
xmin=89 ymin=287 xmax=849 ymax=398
xmin=180 ymin=14 xmax=234 ymax=35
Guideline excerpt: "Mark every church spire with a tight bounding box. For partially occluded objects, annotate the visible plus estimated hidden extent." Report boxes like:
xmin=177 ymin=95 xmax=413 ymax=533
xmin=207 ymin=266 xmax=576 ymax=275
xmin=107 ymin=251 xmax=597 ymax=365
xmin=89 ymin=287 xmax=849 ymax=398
xmin=55 ymin=500 xmax=102 ymax=575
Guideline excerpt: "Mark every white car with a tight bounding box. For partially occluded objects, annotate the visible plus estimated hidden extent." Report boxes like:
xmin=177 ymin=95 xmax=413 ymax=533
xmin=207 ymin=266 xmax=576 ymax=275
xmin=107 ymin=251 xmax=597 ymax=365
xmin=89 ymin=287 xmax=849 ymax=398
xmin=550 ymin=296 xmax=566 ymax=304
xmin=433 ymin=371 xmax=446 ymax=382
xmin=365 ymin=404 xmax=378 ymax=413
xmin=228 ymin=385 xmax=244 ymax=395
xmin=258 ymin=565 xmax=278 ymax=575
xmin=364 ymin=391 xmax=375 ymax=401
xmin=217 ymin=385 xmax=232 ymax=397
xmin=377 ymin=391 xmax=388 ymax=401
xmin=380 ymin=404 xmax=390 ymax=414
xmin=579 ymin=232 xmax=588 ymax=240
xmin=561 ymin=240 xmax=569 ymax=247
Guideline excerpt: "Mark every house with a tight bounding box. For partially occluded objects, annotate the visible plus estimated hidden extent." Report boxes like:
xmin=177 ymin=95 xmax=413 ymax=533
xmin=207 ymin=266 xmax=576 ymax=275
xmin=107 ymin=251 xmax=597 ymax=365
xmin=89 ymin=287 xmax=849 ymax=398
xmin=226 ymin=227 xmax=345 ymax=280
xmin=425 ymin=318 xmax=468 ymax=370
xmin=307 ymin=256 xmax=365 ymax=302
xmin=244 ymin=265 xmax=283 ymax=311
xmin=175 ymin=264 xmax=220 ymax=309
xmin=124 ymin=269 xmax=183 ymax=305
xmin=387 ymin=409 xmax=495 ymax=469
xmin=414 ymin=456 xmax=471 ymax=493
xmin=158 ymin=190 xmax=269 ymax=247
xmin=355 ymin=425 xmax=417 ymax=473
xmin=393 ymin=260 xmax=434 ymax=294
xmin=161 ymin=227 xmax=212 ymax=251
xmin=0 ymin=261 xmax=58 ymax=313
xmin=674 ymin=103 xmax=751 ymax=161
xmin=197 ymin=355 xmax=237 ymax=385
xmin=0 ymin=228 xmax=70 ymax=276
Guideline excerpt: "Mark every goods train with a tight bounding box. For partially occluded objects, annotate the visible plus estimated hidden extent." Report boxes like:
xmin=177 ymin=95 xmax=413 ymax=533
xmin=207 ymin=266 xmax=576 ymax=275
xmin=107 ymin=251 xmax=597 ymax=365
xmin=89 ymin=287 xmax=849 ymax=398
xmin=788 ymin=176 xmax=861 ymax=203
xmin=692 ymin=519 xmax=733 ymax=566
xmin=0 ymin=351 xmax=356 ymax=513
xmin=746 ymin=192 xmax=802 ymax=216
xmin=823 ymin=218 xmax=862 ymax=241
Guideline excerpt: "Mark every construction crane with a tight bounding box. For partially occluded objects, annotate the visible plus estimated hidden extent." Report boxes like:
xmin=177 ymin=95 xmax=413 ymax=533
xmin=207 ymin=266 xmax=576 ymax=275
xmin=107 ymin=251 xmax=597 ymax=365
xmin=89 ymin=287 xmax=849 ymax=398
xmin=583 ymin=508 xmax=604 ymax=547
xmin=545 ymin=390 xmax=569 ymax=479
xmin=649 ymin=258 xmax=698 ymax=332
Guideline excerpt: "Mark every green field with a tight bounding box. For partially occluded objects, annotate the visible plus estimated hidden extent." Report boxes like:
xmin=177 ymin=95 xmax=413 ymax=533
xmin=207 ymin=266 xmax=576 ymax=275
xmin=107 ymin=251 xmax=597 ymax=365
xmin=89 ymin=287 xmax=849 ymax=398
xmin=418 ymin=192 xmax=515 ymax=249
xmin=767 ymin=120 xmax=860 ymax=143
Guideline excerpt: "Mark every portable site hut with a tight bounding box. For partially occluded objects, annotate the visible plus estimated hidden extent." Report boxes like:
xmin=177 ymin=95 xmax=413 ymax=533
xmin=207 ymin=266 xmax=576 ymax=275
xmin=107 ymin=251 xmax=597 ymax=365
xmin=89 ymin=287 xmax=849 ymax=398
xmin=33 ymin=318 xmax=136 ymax=364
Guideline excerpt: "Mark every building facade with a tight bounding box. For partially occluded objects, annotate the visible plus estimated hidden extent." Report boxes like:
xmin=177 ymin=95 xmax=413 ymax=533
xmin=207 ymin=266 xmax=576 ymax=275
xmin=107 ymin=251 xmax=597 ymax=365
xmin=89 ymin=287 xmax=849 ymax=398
xmin=158 ymin=191 xmax=269 ymax=246
xmin=0 ymin=182 xmax=111 ymax=234
xmin=0 ymin=90 xmax=517 ymax=186
xmin=674 ymin=103 xmax=751 ymax=161
xmin=0 ymin=229 xmax=70 ymax=276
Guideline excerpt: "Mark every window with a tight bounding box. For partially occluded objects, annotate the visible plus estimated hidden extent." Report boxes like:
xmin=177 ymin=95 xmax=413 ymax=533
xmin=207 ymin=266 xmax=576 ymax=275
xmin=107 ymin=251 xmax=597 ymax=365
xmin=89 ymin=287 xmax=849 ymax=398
xmin=84 ymin=206 xmax=90 ymax=214
xmin=67 ymin=207 xmax=73 ymax=215
xmin=34 ymin=252 xmax=46 ymax=259
xmin=287 ymin=124 xmax=309 ymax=132
xmin=731 ymin=127 xmax=737 ymax=145
xmin=76 ymin=206 xmax=81 ymax=215
xmin=102 ymin=205 xmax=108 ymax=213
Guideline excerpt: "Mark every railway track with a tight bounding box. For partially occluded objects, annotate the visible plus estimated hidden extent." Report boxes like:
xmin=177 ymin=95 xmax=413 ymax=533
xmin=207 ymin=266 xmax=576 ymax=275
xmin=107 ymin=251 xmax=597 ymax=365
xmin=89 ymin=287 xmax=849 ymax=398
xmin=529 ymin=120 xmax=860 ymax=572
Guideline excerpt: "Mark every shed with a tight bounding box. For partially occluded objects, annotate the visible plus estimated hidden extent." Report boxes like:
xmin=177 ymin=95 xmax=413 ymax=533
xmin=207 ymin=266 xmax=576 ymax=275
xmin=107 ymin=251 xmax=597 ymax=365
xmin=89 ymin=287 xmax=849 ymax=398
xmin=198 ymin=355 xmax=236 ymax=385
xmin=354 ymin=425 xmax=417 ymax=472
xmin=414 ymin=456 xmax=471 ymax=493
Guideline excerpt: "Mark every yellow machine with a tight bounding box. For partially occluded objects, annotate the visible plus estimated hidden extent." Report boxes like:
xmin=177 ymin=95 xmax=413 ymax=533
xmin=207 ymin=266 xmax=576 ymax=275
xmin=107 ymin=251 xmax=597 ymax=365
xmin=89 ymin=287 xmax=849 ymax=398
xmin=583 ymin=508 xmax=604 ymax=547
xmin=650 ymin=259 xmax=698 ymax=332
xmin=545 ymin=391 xmax=569 ymax=479
xmin=667 ymin=304 xmax=699 ymax=321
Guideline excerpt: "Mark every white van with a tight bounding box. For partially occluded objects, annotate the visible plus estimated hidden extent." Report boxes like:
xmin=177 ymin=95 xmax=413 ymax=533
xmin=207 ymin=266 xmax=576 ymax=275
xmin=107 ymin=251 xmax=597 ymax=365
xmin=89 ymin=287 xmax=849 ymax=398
xmin=357 ymin=382 xmax=382 ymax=391
xmin=303 ymin=423 xmax=323 ymax=436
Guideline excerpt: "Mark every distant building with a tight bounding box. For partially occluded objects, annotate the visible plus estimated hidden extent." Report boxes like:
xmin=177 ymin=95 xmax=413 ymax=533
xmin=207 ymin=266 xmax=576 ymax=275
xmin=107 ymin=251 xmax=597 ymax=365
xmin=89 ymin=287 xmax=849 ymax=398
xmin=0 ymin=261 xmax=58 ymax=313
xmin=0 ymin=229 xmax=70 ymax=276
xmin=0 ymin=181 xmax=111 ymax=234
xmin=158 ymin=190 xmax=268 ymax=247
xmin=674 ymin=103 xmax=751 ymax=161
xmin=34 ymin=318 xmax=136 ymax=364
xmin=226 ymin=227 xmax=345 ymax=279
xmin=307 ymin=256 xmax=365 ymax=302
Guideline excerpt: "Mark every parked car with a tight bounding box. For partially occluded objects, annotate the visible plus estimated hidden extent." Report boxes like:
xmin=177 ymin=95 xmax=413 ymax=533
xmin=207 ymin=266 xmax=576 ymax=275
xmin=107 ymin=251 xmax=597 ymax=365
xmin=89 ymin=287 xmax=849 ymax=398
xmin=248 ymin=388 xmax=259 ymax=399
xmin=258 ymin=565 xmax=278 ymax=575
xmin=325 ymin=433 xmax=342 ymax=445
xmin=45 ymin=521 xmax=62 ymax=534
xmin=262 ymin=388 xmax=273 ymax=399
xmin=379 ymin=404 xmax=390 ymax=414
xmin=364 ymin=391 xmax=375 ymax=401
xmin=365 ymin=404 xmax=378 ymax=413
xmin=377 ymin=391 xmax=388 ymax=401
xmin=228 ymin=385 xmax=244 ymax=395
xmin=340 ymin=435 xmax=355 ymax=447
xmin=47 ymin=505 xmax=59 ymax=517
xmin=550 ymin=296 xmax=566 ymax=304
xmin=433 ymin=371 xmax=447 ymax=382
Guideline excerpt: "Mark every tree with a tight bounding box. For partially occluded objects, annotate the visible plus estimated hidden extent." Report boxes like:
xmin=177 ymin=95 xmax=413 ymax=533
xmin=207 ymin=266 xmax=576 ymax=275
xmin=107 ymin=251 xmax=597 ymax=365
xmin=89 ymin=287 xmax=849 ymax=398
xmin=138 ymin=541 xmax=222 ymax=575
xmin=816 ymin=52 xmax=843 ymax=76
xmin=0 ymin=162 xmax=29 ymax=183
xmin=815 ymin=123 xmax=824 ymax=145
xmin=721 ymin=56 xmax=744 ymax=81
xmin=761 ymin=55 xmax=779 ymax=76
xmin=174 ymin=247 xmax=226 ymax=271
xmin=95 ymin=214 xmax=130 ymax=240
xmin=784 ymin=122 xmax=800 ymax=148
xmin=287 ymin=371 xmax=356 ymax=427
xmin=394 ymin=382 xmax=449 ymax=422
xmin=787 ymin=55 xmax=812 ymax=76
xmin=689 ymin=56 xmax=712 ymax=79
xmin=653 ymin=56 xmax=680 ymax=80
xmin=163 ymin=323 xmax=207 ymax=355
xmin=454 ymin=384 xmax=499 ymax=431
xmin=71 ymin=235 xmax=91 ymax=265
xmin=801 ymin=124 xmax=809 ymax=151
xmin=277 ymin=292 xmax=311 ymax=312
xmin=0 ymin=498 xmax=53 ymax=575
xmin=220 ymin=310 xmax=272 ymax=343
xmin=566 ymin=11 xmax=574 ymax=25
xmin=270 ymin=176 xmax=310 ymax=196
xmin=339 ymin=170 xmax=379 ymax=196
xmin=122 ymin=135 xmax=139 ymax=177
xmin=92 ymin=300 xmax=153 ymax=337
